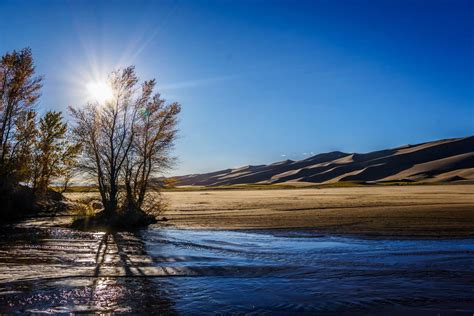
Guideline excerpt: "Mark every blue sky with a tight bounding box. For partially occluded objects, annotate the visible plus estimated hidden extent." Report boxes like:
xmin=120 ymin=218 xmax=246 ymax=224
xmin=1 ymin=0 xmax=473 ymax=175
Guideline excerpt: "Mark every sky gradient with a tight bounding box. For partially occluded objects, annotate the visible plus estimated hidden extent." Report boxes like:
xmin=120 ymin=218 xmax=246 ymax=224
xmin=1 ymin=0 xmax=473 ymax=175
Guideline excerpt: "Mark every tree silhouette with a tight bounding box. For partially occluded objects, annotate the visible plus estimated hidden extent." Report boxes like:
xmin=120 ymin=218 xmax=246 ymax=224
xmin=0 ymin=48 xmax=42 ymax=187
xmin=0 ymin=48 xmax=80 ymax=219
xmin=69 ymin=66 xmax=180 ymax=222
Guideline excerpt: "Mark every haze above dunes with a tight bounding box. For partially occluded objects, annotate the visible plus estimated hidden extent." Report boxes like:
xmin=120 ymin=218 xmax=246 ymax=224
xmin=175 ymin=136 xmax=474 ymax=186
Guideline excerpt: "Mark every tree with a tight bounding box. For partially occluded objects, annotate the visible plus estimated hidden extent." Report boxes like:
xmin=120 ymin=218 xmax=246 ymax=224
xmin=69 ymin=66 xmax=181 ymax=220
xmin=31 ymin=111 xmax=80 ymax=194
xmin=0 ymin=48 xmax=80 ymax=220
xmin=0 ymin=48 xmax=42 ymax=185
xmin=70 ymin=67 xmax=139 ymax=216
xmin=57 ymin=143 xmax=81 ymax=193
xmin=124 ymin=80 xmax=180 ymax=212
xmin=13 ymin=110 xmax=37 ymax=183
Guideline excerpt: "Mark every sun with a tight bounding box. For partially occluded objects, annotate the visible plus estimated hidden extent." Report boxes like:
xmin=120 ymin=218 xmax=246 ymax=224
xmin=86 ymin=80 xmax=114 ymax=103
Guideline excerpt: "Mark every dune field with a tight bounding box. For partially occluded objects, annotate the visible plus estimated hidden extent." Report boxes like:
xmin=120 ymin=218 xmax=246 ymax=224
xmin=174 ymin=136 xmax=474 ymax=186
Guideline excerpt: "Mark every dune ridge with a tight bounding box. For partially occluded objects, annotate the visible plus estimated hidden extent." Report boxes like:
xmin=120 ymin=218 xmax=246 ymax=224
xmin=174 ymin=136 xmax=474 ymax=186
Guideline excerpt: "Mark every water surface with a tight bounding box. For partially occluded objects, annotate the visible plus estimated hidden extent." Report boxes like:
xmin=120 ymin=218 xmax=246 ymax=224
xmin=0 ymin=220 xmax=473 ymax=314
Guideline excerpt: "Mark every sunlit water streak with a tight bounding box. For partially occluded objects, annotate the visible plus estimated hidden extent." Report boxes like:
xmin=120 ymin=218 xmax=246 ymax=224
xmin=0 ymin=220 xmax=473 ymax=314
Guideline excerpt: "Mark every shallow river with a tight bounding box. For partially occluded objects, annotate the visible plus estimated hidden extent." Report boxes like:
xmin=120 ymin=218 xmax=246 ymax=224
xmin=0 ymin=219 xmax=473 ymax=315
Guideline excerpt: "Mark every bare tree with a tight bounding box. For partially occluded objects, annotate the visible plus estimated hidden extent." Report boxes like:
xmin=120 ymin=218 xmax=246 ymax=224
xmin=57 ymin=144 xmax=81 ymax=194
xmin=124 ymin=80 xmax=181 ymax=212
xmin=70 ymin=66 xmax=179 ymax=220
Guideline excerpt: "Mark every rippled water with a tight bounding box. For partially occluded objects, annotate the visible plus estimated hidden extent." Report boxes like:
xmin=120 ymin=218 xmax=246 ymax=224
xmin=0 ymin=220 xmax=473 ymax=314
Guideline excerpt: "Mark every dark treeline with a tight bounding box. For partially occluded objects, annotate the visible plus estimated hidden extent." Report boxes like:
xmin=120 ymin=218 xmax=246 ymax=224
xmin=0 ymin=48 xmax=181 ymax=228
xmin=0 ymin=48 xmax=79 ymax=220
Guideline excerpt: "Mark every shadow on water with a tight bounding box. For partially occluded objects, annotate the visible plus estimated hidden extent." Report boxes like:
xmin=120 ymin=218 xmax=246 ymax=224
xmin=0 ymin=221 xmax=178 ymax=314
xmin=88 ymin=231 xmax=178 ymax=314
xmin=1 ymin=219 xmax=474 ymax=314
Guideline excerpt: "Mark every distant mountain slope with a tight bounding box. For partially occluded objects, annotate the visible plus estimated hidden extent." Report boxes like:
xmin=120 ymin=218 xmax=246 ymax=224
xmin=174 ymin=136 xmax=474 ymax=186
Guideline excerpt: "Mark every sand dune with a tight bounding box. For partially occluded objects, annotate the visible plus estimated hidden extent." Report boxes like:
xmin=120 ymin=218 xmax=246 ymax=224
xmin=174 ymin=136 xmax=474 ymax=186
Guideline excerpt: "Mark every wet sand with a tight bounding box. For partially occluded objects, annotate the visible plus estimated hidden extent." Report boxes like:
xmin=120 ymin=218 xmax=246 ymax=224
xmin=159 ymin=185 xmax=474 ymax=237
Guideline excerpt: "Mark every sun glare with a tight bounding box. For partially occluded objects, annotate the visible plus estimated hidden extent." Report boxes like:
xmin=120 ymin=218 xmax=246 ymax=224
xmin=86 ymin=81 xmax=113 ymax=103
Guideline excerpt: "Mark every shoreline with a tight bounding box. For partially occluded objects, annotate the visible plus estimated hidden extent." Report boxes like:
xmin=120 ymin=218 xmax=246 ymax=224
xmin=159 ymin=225 xmax=474 ymax=240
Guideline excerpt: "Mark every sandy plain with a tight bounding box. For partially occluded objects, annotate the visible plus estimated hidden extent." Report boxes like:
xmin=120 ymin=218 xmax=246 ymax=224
xmin=66 ymin=184 xmax=474 ymax=237
xmin=159 ymin=185 xmax=474 ymax=237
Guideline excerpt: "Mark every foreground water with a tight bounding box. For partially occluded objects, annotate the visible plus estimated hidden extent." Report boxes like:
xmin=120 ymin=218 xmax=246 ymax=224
xmin=0 ymin=220 xmax=473 ymax=315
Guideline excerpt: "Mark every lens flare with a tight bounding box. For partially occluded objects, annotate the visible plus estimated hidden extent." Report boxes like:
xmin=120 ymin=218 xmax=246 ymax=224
xmin=86 ymin=81 xmax=113 ymax=103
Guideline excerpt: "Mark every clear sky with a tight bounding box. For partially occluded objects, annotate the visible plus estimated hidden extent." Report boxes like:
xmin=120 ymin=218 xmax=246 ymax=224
xmin=1 ymin=0 xmax=473 ymax=175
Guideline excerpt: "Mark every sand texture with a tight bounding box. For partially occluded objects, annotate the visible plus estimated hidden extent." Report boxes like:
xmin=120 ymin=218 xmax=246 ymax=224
xmin=174 ymin=136 xmax=474 ymax=185
xmin=160 ymin=185 xmax=474 ymax=237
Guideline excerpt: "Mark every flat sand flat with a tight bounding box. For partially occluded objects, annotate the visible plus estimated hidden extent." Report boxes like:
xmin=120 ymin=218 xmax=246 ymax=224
xmin=160 ymin=185 xmax=474 ymax=237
